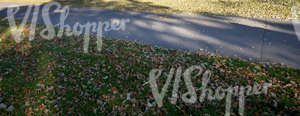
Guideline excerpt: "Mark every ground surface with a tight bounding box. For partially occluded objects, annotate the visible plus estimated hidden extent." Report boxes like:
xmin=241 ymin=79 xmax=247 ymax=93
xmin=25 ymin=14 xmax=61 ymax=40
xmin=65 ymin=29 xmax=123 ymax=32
xmin=0 ymin=16 xmax=299 ymax=115
xmin=0 ymin=0 xmax=298 ymax=19
xmin=1 ymin=2 xmax=300 ymax=68
xmin=0 ymin=1 xmax=299 ymax=116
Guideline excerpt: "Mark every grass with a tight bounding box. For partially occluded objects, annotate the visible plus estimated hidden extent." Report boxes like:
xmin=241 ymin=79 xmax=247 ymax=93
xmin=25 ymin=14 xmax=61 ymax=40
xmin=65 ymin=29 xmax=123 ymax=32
xmin=0 ymin=17 xmax=300 ymax=115
xmin=0 ymin=0 xmax=298 ymax=19
xmin=0 ymin=0 xmax=50 ymax=4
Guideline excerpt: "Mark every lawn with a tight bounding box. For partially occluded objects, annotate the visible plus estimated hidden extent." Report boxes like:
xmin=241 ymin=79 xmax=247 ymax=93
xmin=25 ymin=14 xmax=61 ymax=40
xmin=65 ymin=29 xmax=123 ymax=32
xmin=0 ymin=17 xmax=299 ymax=115
xmin=0 ymin=0 xmax=50 ymax=4
xmin=0 ymin=0 xmax=298 ymax=19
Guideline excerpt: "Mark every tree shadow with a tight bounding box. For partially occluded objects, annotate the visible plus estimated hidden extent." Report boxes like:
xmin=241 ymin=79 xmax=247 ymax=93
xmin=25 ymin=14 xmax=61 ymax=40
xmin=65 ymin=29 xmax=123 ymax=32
xmin=1 ymin=2 xmax=299 ymax=68
xmin=1 ymin=3 xmax=300 ymax=115
xmin=51 ymin=0 xmax=174 ymax=13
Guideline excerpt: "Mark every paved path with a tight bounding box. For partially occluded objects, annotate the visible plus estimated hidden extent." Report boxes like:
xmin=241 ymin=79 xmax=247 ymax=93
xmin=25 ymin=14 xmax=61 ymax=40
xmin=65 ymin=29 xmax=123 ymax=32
xmin=1 ymin=2 xmax=300 ymax=68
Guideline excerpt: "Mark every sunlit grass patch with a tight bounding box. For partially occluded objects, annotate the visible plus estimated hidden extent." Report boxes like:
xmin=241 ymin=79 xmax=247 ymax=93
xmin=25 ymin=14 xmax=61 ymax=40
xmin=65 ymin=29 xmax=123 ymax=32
xmin=0 ymin=0 xmax=50 ymax=4
xmin=0 ymin=0 xmax=297 ymax=19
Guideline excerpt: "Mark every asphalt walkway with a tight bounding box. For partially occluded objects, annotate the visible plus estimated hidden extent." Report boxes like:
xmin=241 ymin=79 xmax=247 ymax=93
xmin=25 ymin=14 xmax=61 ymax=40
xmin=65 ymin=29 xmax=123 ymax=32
xmin=1 ymin=2 xmax=300 ymax=68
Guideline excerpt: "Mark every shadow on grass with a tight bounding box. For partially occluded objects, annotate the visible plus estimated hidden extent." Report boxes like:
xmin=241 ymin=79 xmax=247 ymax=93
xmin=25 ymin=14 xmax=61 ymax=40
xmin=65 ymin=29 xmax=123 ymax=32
xmin=51 ymin=0 xmax=296 ymax=19
xmin=51 ymin=0 xmax=176 ymax=13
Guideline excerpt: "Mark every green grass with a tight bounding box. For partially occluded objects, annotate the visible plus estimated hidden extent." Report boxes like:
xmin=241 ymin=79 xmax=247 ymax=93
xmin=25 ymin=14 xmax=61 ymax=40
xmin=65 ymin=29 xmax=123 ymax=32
xmin=0 ymin=18 xmax=299 ymax=115
xmin=0 ymin=0 xmax=298 ymax=19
